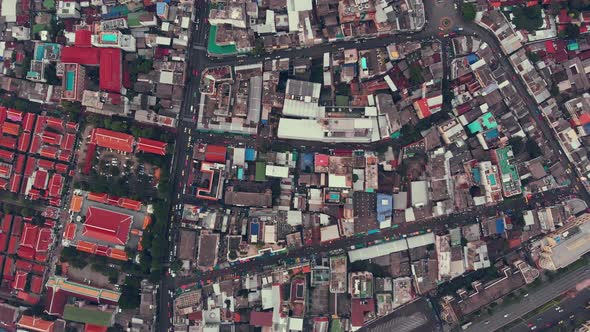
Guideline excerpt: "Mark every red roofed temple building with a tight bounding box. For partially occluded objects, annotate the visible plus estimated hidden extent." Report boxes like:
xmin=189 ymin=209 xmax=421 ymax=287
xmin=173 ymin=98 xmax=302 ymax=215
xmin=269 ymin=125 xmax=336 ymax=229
xmin=82 ymin=206 xmax=132 ymax=245
xmin=136 ymin=137 xmax=168 ymax=156
xmin=90 ymin=128 xmax=134 ymax=153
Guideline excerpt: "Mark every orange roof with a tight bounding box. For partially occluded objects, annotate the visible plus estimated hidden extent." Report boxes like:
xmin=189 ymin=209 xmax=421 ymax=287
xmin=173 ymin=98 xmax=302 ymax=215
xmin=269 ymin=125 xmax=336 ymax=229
xmin=76 ymin=241 xmax=97 ymax=254
xmin=70 ymin=195 xmax=83 ymax=213
xmin=87 ymin=192 xmax=108 ymax=203
xmin=17 ymin=315 xmax=54 ymax=332
xmin=64 ymin=223 xmax=77 ymax=241
xmin=90 ymin=128 xmax=134 ymax=153
xmin=109 ymin=248 xmax=127 ymax=261
xmin=142 ymin=215 xmax=152 ymax=230
xmin=119 ymin=198 xmax=141 ymax=211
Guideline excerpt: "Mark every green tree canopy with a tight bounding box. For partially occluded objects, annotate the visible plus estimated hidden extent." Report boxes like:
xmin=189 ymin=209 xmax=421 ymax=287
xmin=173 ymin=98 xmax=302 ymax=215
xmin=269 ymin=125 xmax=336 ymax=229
xmin=461 ymin=3 xmax=477 ymax=21
xmin=512 ymin=5 xmax=543 ymax=31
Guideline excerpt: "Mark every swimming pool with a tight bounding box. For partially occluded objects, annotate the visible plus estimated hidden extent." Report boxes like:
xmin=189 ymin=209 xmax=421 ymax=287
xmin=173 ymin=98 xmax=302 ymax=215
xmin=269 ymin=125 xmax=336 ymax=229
xmin=65 ymin=71 xmax=75 ymax=91
xmin=101 ymin=33 xmax=118 ymax=43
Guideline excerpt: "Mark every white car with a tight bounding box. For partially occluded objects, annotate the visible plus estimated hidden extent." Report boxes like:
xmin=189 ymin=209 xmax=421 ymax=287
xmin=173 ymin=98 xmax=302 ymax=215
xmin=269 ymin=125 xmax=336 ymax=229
xmin=504 ymin=314 xmax=510 ymax=318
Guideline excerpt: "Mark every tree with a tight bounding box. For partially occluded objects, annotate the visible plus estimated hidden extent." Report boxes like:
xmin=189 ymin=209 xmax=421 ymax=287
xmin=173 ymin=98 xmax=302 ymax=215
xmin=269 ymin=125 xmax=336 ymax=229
xmin=44 ymin=64 xmax=60 ymax=85
xmin=119 ymin=276 xmax=141 ymax=309
xmin=461 ymin=3 xmax=477 ymax=21
xmin=409 ymin=65 xmax=424 ymax=85
xmin=512 ymin=5 xmax=543 ymax=31
xmin=559 ymin=23 xmax=580 ymax=39
xmin=526 ymin=51 xmax=540 ymax=63
xmin=526 ymin=139 xmax=543 ymax=158
xmin=352 ymin=174 xmax=359 ymax=183
xmin=170 ymin=259 xmax=183 ymax=272
xmin=252 ymin=38 xmax=265 ymax=56
xmin=508 ymin=136 xmax=525 ymax=154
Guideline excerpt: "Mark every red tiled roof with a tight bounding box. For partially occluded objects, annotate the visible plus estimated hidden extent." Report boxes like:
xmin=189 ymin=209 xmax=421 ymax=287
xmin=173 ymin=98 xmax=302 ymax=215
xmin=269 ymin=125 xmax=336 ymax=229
xmin=9 ymin=174 xmax=22 ymax=193
xmin=61 ymin=133 xmax=76 ymax=151
xmin=64 ymin=223 xmax=77 ymax=240
xmin=99 ymin=48 xmax=122 ymax=93
xmin=41 ymin=131 xmax=62 ymax=145
xmin=75 ymin=30 xmax=92 ymax=47
xmin=90 ymin=128 xmax=134 ymax=153
xmin=16 ymin=259 xmax=32 ymax=271
xmin=250 ymin=311 xmax=273 ymax=327
xmin=18 ymin=246 xmax=35 ymax=260
xmin=33 ymin=170 xmax=48 ymax=189
xmin=2 ymin=122 xmax=20 ymax=136
xmin=36 ymin=228 xmax=52 ymax=252
xmin=17 ymin=315 xmax=54 ymax=332
xmin=8 ymin=235 xmax=18 ymax=254
xmin=61 ymin=47 xmax=100 ymax=65
xmin=48 ymin=173 xmax=63 ymax=197
xmin=18 ymin=132 xmax=31 ymax=152
xmin=15 ymin=154 xmax=25 ymax=173
xmin=2 ymin=215 xmax=12 ymax=233
xmin=29 ymin=136 xmax=42 ymax=154
xmin=30 ymin=275 xmax=43 ymax=294
xmin=24 ymin=157 xmax=36 ymax=176
xmin=0 ymin=149 xmax=14 ymax=162
xmin=0 ymin=136 xmax=17 ymax=149
xmin=136 ymin=137 xmax=167 ymax=155
xmin=12 ymin=216 xmax=23 ymax=236
xmin=85 ymin=324 xmax=108 ymax=332
xmin=45 ymin=287 xmax=67 ymax=316
xmin=20 ymin=223 xmax=38 ymax=248
xmin=205 ymin=145 xmax=227 ymax=163
xmin=38 ymin=159 xmax=55 ymax=170
xmin=23 ymin=113 xmax=35 ymax=132
xmin=55 ymin=163 xmax=68 ymax=174
xmin=82 ymin=206 xmax=132 ymax=245
xmin=2 ymin=257 xmax=13 ymax=279
xmin=0 ymin=164 xmax=11 ymax=177
xmin=40 ymin=146 xmax=58 ymax=159
xmin=12 ymin=270 xmax=27 ymax=291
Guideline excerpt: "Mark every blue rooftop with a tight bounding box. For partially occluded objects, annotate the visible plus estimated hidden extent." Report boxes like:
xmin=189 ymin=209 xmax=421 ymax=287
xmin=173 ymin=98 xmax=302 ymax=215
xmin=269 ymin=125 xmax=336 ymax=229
xmin=467 ymin=53 xmax=479 ymax=65
xmin=376 ymin=193 xmax=393 ymax=223
xmin=245 ymin=148 xmax=256 ymax=161
xmin=495 ymin=218 xmax=505 ymax=233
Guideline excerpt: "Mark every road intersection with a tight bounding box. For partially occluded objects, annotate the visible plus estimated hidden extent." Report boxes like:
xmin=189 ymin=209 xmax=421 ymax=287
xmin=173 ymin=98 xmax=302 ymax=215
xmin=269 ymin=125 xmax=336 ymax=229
xmin=157 ymin=2 xmax=590 ymax=330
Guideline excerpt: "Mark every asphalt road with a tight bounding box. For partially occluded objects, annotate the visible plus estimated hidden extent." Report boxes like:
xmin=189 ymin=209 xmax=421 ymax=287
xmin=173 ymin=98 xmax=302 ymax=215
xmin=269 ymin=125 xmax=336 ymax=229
xmin=507 ymin=288 xmax=590 ymax=332
xmin=172 ymin=186 xmax=571 ymax=287
xmin=157 ymin=0 xmax=590 ymax=330
xmin=464 ymin=266 xmax=590 ymax=332
xmin=157 ymin=1 xmax=210 ymax=331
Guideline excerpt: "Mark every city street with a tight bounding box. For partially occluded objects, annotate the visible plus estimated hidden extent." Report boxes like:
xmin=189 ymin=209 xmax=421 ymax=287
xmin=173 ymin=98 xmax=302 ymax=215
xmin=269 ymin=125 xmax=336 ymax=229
xmin=157 ymin=1 xmax=590 ymax=330
xmin=464 ymin=267 xmax=590 ymax=332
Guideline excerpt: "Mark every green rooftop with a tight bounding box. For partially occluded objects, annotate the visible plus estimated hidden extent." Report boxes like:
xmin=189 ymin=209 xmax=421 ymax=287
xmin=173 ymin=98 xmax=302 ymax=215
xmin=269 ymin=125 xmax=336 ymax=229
xmin=496 ymin=146 xmax=521 ymax=196
xmin=63 ymin=304 xmax=114 ymax=326
xmin=335 ymin=95 xmax=349 ymax=106
xmin=208 ymin=25 xmax=237 ymax=55
xmin=127 ymin=11 xmax=147 ymax=28
xmin=255 ymin=161 xmax=267 ymax=182
xmin=42 ymin=0 xmax=55 ymax=9
xmin=330 ymin=319 xmax=344 ymax=332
